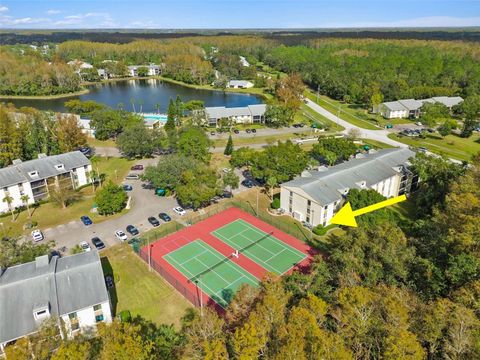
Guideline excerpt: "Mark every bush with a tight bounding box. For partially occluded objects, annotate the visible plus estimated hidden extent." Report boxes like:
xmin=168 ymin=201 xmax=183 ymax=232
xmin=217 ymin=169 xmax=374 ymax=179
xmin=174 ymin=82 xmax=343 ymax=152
xmin=270 ymin=198 xmax=281 ymax=209
xmin=95 ymin=181 xmax=128 ymax=215
xmin=312 ymin=224 xmax=327 ymax=236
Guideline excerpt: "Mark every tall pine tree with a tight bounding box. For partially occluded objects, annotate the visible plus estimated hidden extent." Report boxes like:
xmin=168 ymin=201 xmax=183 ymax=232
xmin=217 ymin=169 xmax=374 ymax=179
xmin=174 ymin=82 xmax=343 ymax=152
xmin=224 ymin=135 xmax=234 ymax=155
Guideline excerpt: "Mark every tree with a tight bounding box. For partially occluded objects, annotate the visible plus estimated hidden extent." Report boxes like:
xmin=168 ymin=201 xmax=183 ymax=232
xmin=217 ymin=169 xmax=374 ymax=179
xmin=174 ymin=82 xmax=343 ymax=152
xmin=264 ymin=104 xmax=295 ymax=128
xmin=89 ymin=108 xmax=143 ymax=140
xmin=222 ymin=170 xmax=239 ymax=195
xmin=266 ymin=176 xmax=277 ymax=199
xmin=49 ymin=187 xmax=81 ymax=209
xmin=177 ymin=126 xmax=212 ymax=163
xmin=154 ymin=102 xmax=161 ymax=114
xmin=224 ymin=135 xmax=234 ymax=155
xmin=137 ymin=66 xmax=149 ymax=77
xmin=230 ymin=147 xmax=257 ymax=168
xmin=143 ymin=154 xmax=199 ymax=191
xmin=165 ymin=98 xmax=177 ymax=132
xmin=176 ymin=165 xmax=220 ymax=209
xmin=51 ymin=341 xmax=90 ymax=360
xmin=437 ymin=118 xmax=458 ymax=137
xmin=459 ymin=95 xmax=480 ymax=138
xmin=3 ymin=194 xmax=15 ymax=221
xmin=0 ymin=237 xmax=54 ymax=269
xmin=275 ymin=73 xmax=305 ymax=112
xmin=97 ymin=321 xmax=154 ymax=360
xmin=310 ymin=137 xmax=357 ymax=165
xmin=95 ymin=181 xmax=128 ymax=215
xmin=420 ymin=102 xmax=450 ymax=127
xmin=117 ymin=124 xmax=156 ymax=158
xmin=250 ymin=141 xmax=308 ymax=183
xmin=346 ymin=189 xmax=395 ymax=227
xmin=20 ymin=194 xmax=31 ymax=218
xmin=56 ymin=113 xmax=87 ymax=152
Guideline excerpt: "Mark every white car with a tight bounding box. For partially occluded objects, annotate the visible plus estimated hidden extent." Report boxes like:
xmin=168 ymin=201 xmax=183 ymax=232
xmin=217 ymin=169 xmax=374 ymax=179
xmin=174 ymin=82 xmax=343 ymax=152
xmin=31 ymin=229 xmax=44 ymax=242
xmin=115 ymin=230 xmax=128 ymax=242
xmin=79 ymin=241 xmax=91 ymax=252
xmin=173 ymin=206 xmax=186 ymax=216
xmin=222 ymin=167 xmax=232 ymax=174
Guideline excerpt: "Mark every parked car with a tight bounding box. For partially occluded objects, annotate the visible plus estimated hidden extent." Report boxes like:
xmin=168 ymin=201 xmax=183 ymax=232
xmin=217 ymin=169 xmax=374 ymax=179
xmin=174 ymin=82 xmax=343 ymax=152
xmin=241 ymin=179 xmax=254 ymax=188
xmin=251 ymin=128 xmax=257 ymax=133
xmin=233 ymin=129 xmax=240 ymax=134
xmin=245 ymin=128 xmax=251 ymax=133
xmin=131 ymin=164 xmax=144 ymax=171
xmin=80 ymin=216 xmax=92 ymax=226
xmin=126 ymin=225 xmax=139 ymax=236
xmin=91 ymin=237 xmax=105 ymax=250
xmin=418 ymin=147 xmax=428 ymax=153
xmin=79 ymin=241 xmax=91 ymax=252
xmin=221 ymin=191 xmax=233 ymax=198
xmin=115 ymin=230 xmax=128 ymax=242
xmin=222 ymin=167 xmax=232 ymax=174
xmin=302 ymin=221 xmax=313 ymax=230
xmin=159 ymin=212 xmax=171 ymax=222
xmin=105 ymin=275 xmax=114 ymax=289
xmin=148 ymin=216 xmax=160 ymax=227
xmin=78 ymin=146 xmax=92 ymax=157
xmin=31 ymin=229 xmax=44 ymax=242
xmin=210 ymin=131 xmax=216 ymax=136
xmin=173 ymin=207 xmax=186 ymax=216
xmin=123 ymin=184 xmax=133 ymax=191
xmin=125 ymin=174 xmax=140 ymax=180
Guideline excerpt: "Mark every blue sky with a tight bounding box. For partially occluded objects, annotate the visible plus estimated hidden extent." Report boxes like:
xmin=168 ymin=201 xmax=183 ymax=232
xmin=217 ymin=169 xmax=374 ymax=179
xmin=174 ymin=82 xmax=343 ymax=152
xmin=0 ymin=0 xmax=479 ymax=29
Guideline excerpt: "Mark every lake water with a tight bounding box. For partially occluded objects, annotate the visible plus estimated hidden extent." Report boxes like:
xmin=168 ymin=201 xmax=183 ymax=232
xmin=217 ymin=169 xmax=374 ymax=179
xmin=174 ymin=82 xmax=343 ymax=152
xmin=7 ymin=79 xmax=263 ymax=113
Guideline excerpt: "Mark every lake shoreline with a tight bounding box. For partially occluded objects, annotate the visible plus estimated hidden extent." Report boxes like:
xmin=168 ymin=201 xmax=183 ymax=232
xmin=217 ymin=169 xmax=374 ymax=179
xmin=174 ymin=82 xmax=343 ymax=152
xmin=0 ymin=76 xmax=268 ymax=102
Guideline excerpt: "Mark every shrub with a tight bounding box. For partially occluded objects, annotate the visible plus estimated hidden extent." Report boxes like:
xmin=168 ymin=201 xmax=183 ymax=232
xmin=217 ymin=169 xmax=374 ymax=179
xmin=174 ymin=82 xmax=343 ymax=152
xmin=312 ymin=224 xmax=327 ymax=236
xmin=270 ymin=198 xmax=281 ymax=209
xmin=95 ymin=181 xmax=128 ymax=215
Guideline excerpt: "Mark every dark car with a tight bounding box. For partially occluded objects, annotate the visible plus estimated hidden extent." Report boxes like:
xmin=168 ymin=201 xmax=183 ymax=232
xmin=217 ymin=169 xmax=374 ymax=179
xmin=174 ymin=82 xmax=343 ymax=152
xmin=78 ymin=146 xmax=92 ymax=157
xmin=241 ymin=179 xmax=254 ymax=188
xmin=92 ymin=237 xmax=106 ymax=250
xmin=131 ymin=164 xmax=144 ymax=171
xmin=251 ymin=128 xmax=257 ymax=133
xmin=80 ymin=216 xmax=92 ymax=226
xmin=105 ymin=275 xmax=114 ymax=289
xmin=255 ymin=177 xmax=266 ymax=185
xmin=126 ymin=225 xmax=139 ymax=236
xmin=148 ymin=216 xmax=160 ymax=227
xmin=221 ymin=191 xmax=233 ymax=198
xmin=245 ymin=128 xmax=251 ymax=133
xmin=158 ymin=212 xmax=171 ymax=222
xmin=233 ymin=129 xmax=240 ymax=134
xmin=123 ymin=184 xmax=133 ymax=191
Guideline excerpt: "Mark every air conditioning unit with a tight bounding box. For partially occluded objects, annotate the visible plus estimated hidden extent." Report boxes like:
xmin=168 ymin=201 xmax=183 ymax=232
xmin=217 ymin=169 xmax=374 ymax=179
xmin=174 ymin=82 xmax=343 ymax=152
xmin=293 ymin=211 xmax=303 ymax=221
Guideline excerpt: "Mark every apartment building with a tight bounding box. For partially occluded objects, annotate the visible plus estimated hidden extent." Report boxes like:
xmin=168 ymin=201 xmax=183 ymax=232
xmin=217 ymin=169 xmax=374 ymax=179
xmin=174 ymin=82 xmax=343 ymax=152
xmin=0 ymin=151 xmax=92 ymax=214
xmin=280 ymin=148 xmax=418 ymax=227
xmin=204 ymin=104 xmax=267 ymax=126
xmin=0 ymin=251 xmax=112 ymax=355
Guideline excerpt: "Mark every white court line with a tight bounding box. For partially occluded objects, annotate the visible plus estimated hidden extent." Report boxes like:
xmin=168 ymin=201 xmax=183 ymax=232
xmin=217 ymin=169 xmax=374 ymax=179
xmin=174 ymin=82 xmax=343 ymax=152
xmin=160 ymin=235 xmax=192 ymax=252
xmin=264 ymin=247 xmax=288 ymax=263
xmin=179 ymin=249 xmax=209 ymax=266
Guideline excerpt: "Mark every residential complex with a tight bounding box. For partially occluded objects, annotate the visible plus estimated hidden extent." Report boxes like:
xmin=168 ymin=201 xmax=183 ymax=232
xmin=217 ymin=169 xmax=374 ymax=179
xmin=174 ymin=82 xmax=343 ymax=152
xmin=280 ymin=148 xmax=418 ymax=227
xmin=0 ymin=151 xmax=92 ymax=214
xmin=375 ymin=96 xmax=464 ymax=119
xmin=0 ymin=251 xmax=112 ymax=354
xmin=127 ymin=64 xmax=162 ymax=77
xmin=227 ymin=80 xmax=254 ymax=89
xmin=204 ymin=104 xmax=267 ymax=126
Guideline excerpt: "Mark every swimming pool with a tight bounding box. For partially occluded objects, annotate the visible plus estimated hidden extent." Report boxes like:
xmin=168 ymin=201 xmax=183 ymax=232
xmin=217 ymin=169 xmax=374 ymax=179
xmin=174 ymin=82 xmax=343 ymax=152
xmin=143 ymin=113 xmax=168 ymax=122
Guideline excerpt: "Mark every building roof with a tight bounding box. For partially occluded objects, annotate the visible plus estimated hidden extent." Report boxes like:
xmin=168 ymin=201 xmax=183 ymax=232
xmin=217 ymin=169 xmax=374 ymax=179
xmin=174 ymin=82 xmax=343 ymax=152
xmin=205 ymin=104 xmax=266 ymax=120
xmin=227 ymin=80 xmax=253 ymax=87
xmin=398 ymin=99 xmax=423 ymax=111
xmin=0 ymin=251 xmax=109 ymax=344
xmin=429 ymin=96 xmax=464 ymax=108
xmin=282 ymin=148 xmax=415 ymax=206
xmin=382 ymin=101 xmax=407 ymax=112
xmin=0 ymin=151 xmax=90 ymax=189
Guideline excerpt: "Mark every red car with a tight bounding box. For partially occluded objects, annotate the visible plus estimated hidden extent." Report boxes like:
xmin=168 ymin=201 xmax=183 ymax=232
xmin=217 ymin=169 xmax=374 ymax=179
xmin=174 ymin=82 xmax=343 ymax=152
xmin=131 ymin=164 xmax=144 ymax=171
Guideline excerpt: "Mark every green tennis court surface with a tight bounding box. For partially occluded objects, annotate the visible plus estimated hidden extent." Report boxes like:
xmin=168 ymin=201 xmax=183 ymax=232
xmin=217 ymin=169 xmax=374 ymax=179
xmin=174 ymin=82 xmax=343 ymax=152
xmin=163 ymin=239 xmax=258 ymax=307
xmin=212 ymin=219 xmax=307 ymax=275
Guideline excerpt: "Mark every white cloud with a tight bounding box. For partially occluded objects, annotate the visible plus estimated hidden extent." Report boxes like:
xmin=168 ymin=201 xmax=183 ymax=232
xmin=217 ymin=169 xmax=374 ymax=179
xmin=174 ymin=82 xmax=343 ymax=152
xmin=0 ymin=16 xmax=49 ymax=26
xmin=46 ymin=10 xmax=61 ymax=15
xmin=0 ymin=6 xmax=9 ymax=12
xmin=53 ymin=12 xmax=116 ymax=28
xmin=322 ymin=16 xmax=480 ymax=28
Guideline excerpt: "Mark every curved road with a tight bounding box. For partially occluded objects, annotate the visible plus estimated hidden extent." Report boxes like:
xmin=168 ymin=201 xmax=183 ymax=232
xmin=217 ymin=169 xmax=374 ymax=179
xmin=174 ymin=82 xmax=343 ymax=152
xmin=304 ymin=99 xmax=408 ymax=148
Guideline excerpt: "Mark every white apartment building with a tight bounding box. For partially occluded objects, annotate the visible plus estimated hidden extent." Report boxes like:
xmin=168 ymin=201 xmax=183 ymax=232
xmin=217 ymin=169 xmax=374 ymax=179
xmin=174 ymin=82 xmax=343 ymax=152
xmin=375 ymin=96 xmax=464 ymax=119
xmin=280 ymin=148 xmax=418 ymax=227
xmin=0 ymin=151 xmax=92 ymax=214
xmin=127 ymin=64 xmax=161 ymax=77
xmin=227 ymin=80 xmax=254 ymax=89
xmin=0 ymin=251 xmax=112 ymax=355
xmin=204 ymin=104 xmax=267 ymax=126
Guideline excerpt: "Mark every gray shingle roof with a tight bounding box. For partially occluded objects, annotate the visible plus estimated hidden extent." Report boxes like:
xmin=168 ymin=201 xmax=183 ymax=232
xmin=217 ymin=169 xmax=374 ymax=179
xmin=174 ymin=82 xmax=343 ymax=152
xmin=398 ymin=99 xmax=423 ymax=111
xmin=0 ymin=151 xmax=90 ymax=188
xmin=205 ymin=104 xmax=266 ymax=120
xmin=0 ymin=251 xmax=109 ymax=344
xmin=282 ymin=148 xmax=415 ymax=205
xmin=430 ymin=96 xmax=464 ymax=108
xmin=382 ymin=101 xmax=407 ymax=112
xmin=227 ymin=80 xmax=253 ymax=87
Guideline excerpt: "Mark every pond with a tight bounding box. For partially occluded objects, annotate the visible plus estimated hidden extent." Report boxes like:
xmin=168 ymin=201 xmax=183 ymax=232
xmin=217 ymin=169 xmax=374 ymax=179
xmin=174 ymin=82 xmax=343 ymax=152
xmin=6 ymin=78 xmax=263 ymax=113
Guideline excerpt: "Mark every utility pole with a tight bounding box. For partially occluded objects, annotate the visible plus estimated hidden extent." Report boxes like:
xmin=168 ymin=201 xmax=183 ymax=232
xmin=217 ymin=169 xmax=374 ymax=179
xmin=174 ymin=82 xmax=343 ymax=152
xmin=196 ymin=279 xmax=204 ymax=317
xmin=256 ymin=188 xmax=259 ymax=217
xmin=148 ymin=237 xmax=152 ymax=272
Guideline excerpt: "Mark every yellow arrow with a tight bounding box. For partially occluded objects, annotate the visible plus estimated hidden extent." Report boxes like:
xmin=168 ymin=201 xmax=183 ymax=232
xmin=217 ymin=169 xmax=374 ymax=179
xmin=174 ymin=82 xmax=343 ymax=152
xmin=329 ymin=194 xmax=407 ymax=227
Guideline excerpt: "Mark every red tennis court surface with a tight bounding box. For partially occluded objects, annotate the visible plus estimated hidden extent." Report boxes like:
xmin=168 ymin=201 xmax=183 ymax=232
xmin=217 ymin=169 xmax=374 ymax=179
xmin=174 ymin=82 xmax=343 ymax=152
xmin=138 ymin=207 xmax=316 ymax=309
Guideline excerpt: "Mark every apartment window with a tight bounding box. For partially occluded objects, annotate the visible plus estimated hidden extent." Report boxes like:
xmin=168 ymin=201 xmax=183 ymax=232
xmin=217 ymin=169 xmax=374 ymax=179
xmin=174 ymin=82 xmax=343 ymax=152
xmin=94 ymin=304 xmax=104 ymax=323
xmin=68 ymin=312 xmax=80 ymax=331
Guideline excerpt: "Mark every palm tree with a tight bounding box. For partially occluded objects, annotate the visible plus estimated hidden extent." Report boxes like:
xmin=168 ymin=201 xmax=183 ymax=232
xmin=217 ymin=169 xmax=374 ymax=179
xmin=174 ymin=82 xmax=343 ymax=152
xmin=266 ymin=176 xmax=278 ymax=199
xmin=20 ymin=194 xmax=32 ymax=218
xmin=138 ymin=99 xmax=144 ymax=114
xmin=3 ymin=194 xmax=15 ymax=222
xmin=130 ymin=98 xmax=136 ymax=113
xmin=154 ymin=102 xmax=161 ymax=114
xmin=117 ymin=102 xmax=125 ymax=111
xmin=90 ymin=156 xmax=102 ymax=187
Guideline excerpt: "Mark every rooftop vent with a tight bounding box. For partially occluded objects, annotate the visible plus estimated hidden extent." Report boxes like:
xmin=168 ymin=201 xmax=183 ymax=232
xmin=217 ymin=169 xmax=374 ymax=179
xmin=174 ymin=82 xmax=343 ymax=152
xmin=33 ymin=303 xmax=51 ymax=321
xmin=37 ymin=153 xmax=47 ymax=159
xmin=12 ymin=159 xmax=22 ymax=165
xmin=55 ymin=164 xmax=65 ymax=171
xmin=28 ymin=171 xmax=39 ymax=178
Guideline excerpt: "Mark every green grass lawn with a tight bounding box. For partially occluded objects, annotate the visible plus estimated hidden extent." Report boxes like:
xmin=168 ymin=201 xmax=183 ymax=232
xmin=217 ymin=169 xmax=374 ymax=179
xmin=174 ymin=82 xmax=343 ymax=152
xmin=296 ymin=104 xmax=345 ymax=132
xmin=304 ymin=91 xmax=411 ymax=130
xmin=87 ymin=137 xmax=117 ymax=148
xmin=361 ymin=139 xmax=396 ymax=149
xmin=101 ymin=244 xmax=191 ymax=328
xmin=1 ymin=157 xmax=134 ymax=237
xmin=388 ymin=133 xmax=480 ymax=162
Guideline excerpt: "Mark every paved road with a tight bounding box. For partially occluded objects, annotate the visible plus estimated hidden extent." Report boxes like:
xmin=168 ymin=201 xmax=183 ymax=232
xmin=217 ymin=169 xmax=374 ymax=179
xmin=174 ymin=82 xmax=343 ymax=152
xmin=304 ymin=99 xmax=408 ymax=148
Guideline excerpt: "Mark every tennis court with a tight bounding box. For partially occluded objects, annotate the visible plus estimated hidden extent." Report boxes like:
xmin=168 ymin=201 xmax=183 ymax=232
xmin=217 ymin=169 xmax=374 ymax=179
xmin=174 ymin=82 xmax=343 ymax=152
xmin=212 ymin=219 xmax=307 ymax=275
xmin=162 ymin=239 xmax=258 ymax=307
